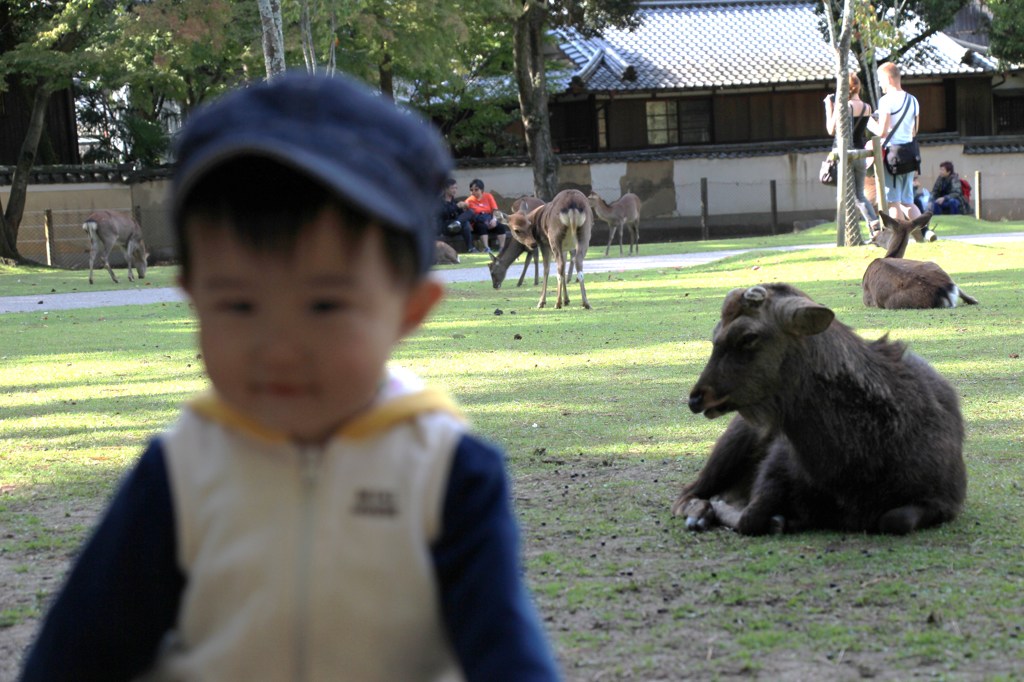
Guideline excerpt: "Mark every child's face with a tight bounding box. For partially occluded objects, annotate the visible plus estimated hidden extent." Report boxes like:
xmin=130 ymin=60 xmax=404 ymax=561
xmin=182 ymin=208 xmax=442 ymax=444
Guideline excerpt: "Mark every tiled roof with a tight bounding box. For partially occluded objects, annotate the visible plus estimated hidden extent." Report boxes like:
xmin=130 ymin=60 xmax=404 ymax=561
xmin=0 ymin=164 xmax=173 ymax=185
xmin=553 ymin=0 xmax=997 ymax=93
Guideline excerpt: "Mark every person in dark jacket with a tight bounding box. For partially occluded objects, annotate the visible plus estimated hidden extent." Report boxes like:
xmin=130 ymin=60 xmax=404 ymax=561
xmin=438 ymin=177 xmax=476 ymax=251
xmin=928 ymin=161 xmax=968 ymax=215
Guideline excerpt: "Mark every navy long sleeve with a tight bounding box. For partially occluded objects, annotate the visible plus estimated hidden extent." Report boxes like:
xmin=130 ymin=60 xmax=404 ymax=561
xmin=431 ymin=435 xmax=561 ymax=681
xmin=20 ymin=443 xmax=185 ymax=681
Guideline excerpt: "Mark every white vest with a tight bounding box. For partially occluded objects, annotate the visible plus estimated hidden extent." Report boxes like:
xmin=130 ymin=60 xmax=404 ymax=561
xmin=145 ymin=371 xmax=466 ymax=682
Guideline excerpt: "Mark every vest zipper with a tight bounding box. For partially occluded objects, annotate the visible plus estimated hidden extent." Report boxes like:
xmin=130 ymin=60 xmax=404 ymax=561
xmin=294 ymin=446 xmax=321 ymax=682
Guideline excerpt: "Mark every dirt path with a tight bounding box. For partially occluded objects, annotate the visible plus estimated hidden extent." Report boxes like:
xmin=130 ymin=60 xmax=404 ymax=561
xmin=4 ymin=233 xmax=1021 ymax=315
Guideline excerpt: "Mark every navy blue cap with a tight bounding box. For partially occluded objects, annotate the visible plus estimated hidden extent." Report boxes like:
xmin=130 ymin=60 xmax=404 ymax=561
xmin=172 ymin=72 xmax=453 ymax=275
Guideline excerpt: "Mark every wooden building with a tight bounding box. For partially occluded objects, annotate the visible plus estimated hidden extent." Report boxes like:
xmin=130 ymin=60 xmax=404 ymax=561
xmin=546 ymin=0 xmax=1018 ymax=154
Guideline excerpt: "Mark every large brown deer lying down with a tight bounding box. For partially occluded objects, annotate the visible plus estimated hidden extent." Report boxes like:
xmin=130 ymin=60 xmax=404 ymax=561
xmin=82 ymin=210 xmax=149 ymax=284
xmin=673 ymin=283 xmax=967 ymax=535
xmin=434 ymin=241 xmax=460 ymax=265
xmin=506 ymin=189 xmax=592 ymax=309
xmin=863 ymin=212 xmax=978 ymax=309
xmin=588 ymin=191 xmax=640 ymax=256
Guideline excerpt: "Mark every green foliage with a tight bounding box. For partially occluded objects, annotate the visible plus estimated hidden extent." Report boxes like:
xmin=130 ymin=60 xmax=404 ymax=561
xmin=545 ymin=0 xmax=643 ymax=35
xmin=819 ymin=0 xmax=970 ymax=103
xmin=292 ymin=0 xmax=515 ymax=94
xmin=988 ymin=0 xmax=1024 ymax=64
xmin=75 ymin=0 xmax=263 ymax=164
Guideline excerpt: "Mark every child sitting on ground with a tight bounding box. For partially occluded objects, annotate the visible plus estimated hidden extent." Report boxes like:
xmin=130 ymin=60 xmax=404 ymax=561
xmin=20 ymin=73 xmax=560 ymax=681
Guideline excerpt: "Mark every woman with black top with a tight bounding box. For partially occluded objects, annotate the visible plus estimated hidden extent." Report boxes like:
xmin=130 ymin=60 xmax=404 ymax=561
xmin=824 ymin=73 xmax=881 ymax=239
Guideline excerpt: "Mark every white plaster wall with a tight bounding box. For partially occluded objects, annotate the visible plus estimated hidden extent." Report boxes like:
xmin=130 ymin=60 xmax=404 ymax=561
xmin=589 ymin=163 xmax=630 ymax=199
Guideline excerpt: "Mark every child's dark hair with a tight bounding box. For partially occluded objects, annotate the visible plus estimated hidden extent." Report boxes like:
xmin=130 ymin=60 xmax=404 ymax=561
xmin=469 ymin=179 xmax=484 ymax=191
xmin=175 ymin=157 xmax=419 ymax=285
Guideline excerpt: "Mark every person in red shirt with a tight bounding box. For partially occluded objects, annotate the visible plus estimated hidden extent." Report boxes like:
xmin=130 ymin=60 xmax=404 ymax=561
xmin=456 ymin=178 xmax=507 ymax=254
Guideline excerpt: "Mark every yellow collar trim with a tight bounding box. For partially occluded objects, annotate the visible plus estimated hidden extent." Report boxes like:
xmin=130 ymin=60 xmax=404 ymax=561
xmin=187 ymin=391 xmax=464 ymax=444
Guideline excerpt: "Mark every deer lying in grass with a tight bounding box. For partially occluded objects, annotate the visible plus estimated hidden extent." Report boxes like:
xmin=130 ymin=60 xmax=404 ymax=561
xmin=862 ymin=212 xmax=978 ymax=309
xmin=506 ymin=190 xmax=592 ymax=309
xmin=673 ymin=283 xmax=967 ymax=535
xmin=82 ymin=210 xmax=148 ymax=284
xmin=588 ymin=191 xmax=640 ymax=256
xmin=434 ymin=241 xmax=460 ymax=265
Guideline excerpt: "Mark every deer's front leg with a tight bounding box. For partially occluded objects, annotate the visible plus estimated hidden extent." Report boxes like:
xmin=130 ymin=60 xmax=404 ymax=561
xmin=536 ymin=245 xmax=552 ymax=308
xmin=672 ymin=415 xmax=768 ymax=531
xmin=125 ymin=245 xmax=136 ymax=282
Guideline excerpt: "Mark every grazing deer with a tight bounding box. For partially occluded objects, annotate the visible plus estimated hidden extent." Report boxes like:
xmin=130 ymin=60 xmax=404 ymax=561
xmin=588 ymin=191 xmax=640 ymax=256
xmin=674 ymin=283 xmax=967 ymax=536
xmin=507 ymin=196 xmax=546 ymax=286
xmin=862 ymin=212 xmax=978 ymax=309
xmin=510 ymin=190 xmax=592 ymax=309
xmin=82 ymin=210 xmax=148 ymax=284
xmin=488 ymin=236 xmax=546 ymax=289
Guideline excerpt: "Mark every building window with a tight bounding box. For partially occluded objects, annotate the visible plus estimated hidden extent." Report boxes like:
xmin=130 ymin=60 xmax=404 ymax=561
xmin=678 ymin=99 xmax=711 ymax=143
xmin=995 ymin=95 xmax=1024 ymax=134
xmin=597 ymin=103 xmax=608 ymax=150
xmin=646 ymin=100 xmax=678 ymax=145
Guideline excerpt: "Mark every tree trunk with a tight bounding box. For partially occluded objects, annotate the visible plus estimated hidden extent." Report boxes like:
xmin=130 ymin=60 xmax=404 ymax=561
xmin=299 ymin=0 xmax=317 ymax=73
xmin=257 ymin=0 xmax=286 ymax=79
xmin=825 ymin=0 xmax=863 ymax=246
xmin=513 ymin=1 xmax=558 ymax=201
xmin=0 ymin=82 xmax=52 ymax=263
xmin=379 ymin=51 xmax=394 ymax=99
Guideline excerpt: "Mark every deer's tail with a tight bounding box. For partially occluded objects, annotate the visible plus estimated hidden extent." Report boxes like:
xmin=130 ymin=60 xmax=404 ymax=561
xmin=558 ymin=204 xmax=588 ymax=250
xmin=83 ymin=219 xmax=98 ymax=239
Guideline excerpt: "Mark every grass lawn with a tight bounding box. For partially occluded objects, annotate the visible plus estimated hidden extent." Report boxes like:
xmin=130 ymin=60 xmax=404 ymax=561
xmin=1 ymin=218 xmax=1022 ymax=679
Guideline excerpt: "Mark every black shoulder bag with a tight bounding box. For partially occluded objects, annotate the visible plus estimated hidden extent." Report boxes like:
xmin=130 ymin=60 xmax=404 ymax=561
xmin=882 ymin=96 xmax=920 ymax=177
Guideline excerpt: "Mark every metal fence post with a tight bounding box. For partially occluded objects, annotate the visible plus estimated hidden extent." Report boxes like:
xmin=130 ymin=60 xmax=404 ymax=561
xmin=43 ymin=209 xmax=54 ymax=266
xmin=974 ymin=170 xmax=982 ymax=220
xmin=700 ymin=177 xmax=709 ymax=241
xmin=770 ymin=179 xmax=778 ymax=236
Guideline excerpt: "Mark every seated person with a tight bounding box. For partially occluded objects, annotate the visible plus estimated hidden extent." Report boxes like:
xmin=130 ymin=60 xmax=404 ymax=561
xmin=438 ymin=178 xmax=474 ymax=251
xmin=928 ymin=161 xmax=966 ymax=215
xmin=456 ymin=178 xmax=507 ymax=253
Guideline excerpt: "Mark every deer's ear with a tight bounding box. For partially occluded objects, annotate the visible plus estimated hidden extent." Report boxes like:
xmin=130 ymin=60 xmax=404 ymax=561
xmin=779 ymin=297 xmax=834 ymax=336
xmin=879 ymin=213 xmax=899 ymax=231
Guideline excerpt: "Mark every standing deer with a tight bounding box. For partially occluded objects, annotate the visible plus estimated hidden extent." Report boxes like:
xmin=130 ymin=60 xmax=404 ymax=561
xmin=673 ymin=283 xmax=967 ymax=536
xmin=488 ymin=237 xmax=540 ymax=289
xmin=508 ymin=190 xmax=592 ymax=309
xmin=504 ymin=196 xmax=546 ymax=286
xmin=588 ymin=192 xmax=640 ymax=256
xmin=862 ymin=212 xmax=978 ymax=309
xmin=82 ymin=210 xmax=148 ymax=284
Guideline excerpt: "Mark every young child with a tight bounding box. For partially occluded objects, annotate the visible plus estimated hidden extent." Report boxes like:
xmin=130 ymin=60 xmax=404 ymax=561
xmin=20 ymin=73 xmax=560 ymax=681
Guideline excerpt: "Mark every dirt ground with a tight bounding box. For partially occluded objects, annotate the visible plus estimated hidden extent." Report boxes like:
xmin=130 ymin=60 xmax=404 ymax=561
xmin=8 ymin=459 xmax=1019 ymax=682
xmin=0 ymin=492 xmax=106 ymax=681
